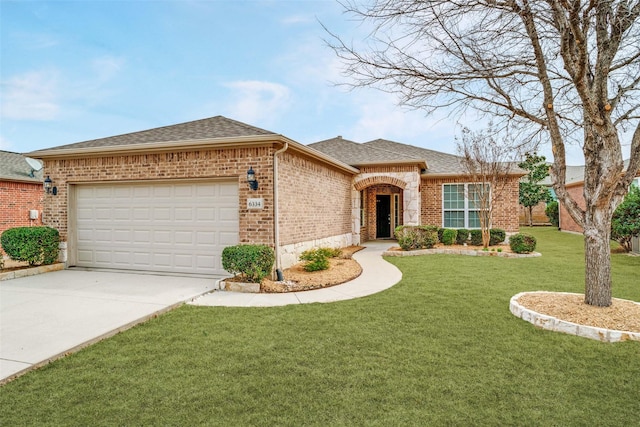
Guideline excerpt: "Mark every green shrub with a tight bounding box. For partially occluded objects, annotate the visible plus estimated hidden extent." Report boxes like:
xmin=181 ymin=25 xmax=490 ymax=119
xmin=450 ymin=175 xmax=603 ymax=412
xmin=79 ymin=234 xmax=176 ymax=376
xmin=489 ymin=228 xmax=506 ymax=246
xmin=437 ymin=228 xmax=445 ymax=243
xmin=545 ymin=201 xmax=559 ymax=227
xmin=315 ymin=247 xmax=342 ymax=259
xmin=1 ymin=226 xmax=59 ymax=266
xmin=395 ymin=226 xmax=438 ymax=250
xmin=299 ymin=248 xmax=330 ymax=272
xmin=509 ymin=233 xmax=537 ymax=253
xmin=611 ymin=186 xmax=640 ymax=252
xmin=441 ymin=229 xmax=457 ymax=245
xmin=221 ymin=245 xmax=275 ymax=283
xmin=455 ymin=229 xmax=469 ymax=245
xmin=469 ymin=229 xmax=483 ymax=246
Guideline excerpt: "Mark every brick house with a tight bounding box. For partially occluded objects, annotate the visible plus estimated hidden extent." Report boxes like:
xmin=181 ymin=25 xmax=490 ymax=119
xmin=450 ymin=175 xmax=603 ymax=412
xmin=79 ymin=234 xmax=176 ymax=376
xmin=28 ymin=116 xmax=523 ymax=276
xmin=0 ymin=151 xmax=44 ymax=255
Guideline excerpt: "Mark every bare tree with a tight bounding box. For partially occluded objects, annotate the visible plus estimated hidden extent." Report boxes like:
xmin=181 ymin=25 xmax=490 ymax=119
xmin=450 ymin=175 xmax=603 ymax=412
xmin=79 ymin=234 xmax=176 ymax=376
xmin=457 ymin=126 xmax=517 ymax=248
xmin=327 ymin=0 xmax=640 ymax=307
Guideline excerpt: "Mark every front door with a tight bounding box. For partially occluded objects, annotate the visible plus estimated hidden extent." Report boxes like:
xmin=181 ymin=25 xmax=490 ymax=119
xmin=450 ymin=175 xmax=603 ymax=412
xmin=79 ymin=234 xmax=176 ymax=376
xmin=376 ymin=195 xmax=391 ymax=238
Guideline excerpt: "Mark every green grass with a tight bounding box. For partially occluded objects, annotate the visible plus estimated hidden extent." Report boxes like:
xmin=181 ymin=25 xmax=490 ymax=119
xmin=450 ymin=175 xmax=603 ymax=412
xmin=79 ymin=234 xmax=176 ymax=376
xmin=1 ymin=227 xmax=639 ymax=426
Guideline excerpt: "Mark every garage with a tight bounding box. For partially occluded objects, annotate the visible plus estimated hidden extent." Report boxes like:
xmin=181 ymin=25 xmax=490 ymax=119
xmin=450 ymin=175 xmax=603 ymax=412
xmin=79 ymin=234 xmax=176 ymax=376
xmin=73 ymin=180 xmax=239 ymax=276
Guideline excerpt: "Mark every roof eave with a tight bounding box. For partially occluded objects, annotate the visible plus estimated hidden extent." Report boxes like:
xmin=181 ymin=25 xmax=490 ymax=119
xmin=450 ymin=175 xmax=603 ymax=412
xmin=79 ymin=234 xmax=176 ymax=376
xmin=27 ymin=134 xmax=360 ymax=175
xmin=352 ymin=159 xmax=428 ymax=169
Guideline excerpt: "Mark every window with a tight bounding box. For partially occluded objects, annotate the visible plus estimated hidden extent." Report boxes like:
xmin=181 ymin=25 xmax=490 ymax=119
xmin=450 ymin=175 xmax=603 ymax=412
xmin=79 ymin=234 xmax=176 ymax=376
xmin=393 ymin=193 xmax=400 ymax=229
xmin=442 ymin=183 xmax=489 ymax=228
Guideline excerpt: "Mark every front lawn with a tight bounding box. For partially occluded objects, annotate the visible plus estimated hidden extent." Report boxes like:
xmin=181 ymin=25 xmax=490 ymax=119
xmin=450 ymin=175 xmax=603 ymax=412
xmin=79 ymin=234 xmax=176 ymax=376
xmin=1 ymin=227 xmax=638 ymax=426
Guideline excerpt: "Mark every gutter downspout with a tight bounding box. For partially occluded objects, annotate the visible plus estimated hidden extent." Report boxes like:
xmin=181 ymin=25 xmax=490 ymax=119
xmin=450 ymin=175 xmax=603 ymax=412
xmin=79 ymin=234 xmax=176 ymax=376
xmin=273 ymin=141 xmax=289 ymax=280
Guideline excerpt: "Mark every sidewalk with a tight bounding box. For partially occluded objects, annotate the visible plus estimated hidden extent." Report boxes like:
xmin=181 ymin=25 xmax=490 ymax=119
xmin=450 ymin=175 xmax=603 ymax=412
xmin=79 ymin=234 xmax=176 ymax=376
xmin=189 ymin=241 xmax=402 ymax=307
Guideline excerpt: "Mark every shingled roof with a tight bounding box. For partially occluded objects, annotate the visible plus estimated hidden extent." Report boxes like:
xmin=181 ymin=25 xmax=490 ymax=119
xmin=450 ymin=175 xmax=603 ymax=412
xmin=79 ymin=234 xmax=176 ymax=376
xmin=309 ymin=137 xmax=468 ymax=175
xmin=309 ymin=137 xmax=425 ymax=166
xmin=0 ymin=151 xmax=43 ymax=183
xmin=33 ymin=116 xmax=277 ymax=152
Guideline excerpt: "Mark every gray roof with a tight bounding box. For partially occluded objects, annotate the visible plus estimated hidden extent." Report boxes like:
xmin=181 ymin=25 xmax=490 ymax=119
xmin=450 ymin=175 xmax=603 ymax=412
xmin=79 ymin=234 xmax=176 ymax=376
xmin=310 ymin=137 xmax=469 ymax=174
xmin=0 ymin=151 xmax=44 ymax=183
xmin=34 ymin=116 xmax=277 ymax=152
xmin=309 ymin=137 xmax=423 ymax=166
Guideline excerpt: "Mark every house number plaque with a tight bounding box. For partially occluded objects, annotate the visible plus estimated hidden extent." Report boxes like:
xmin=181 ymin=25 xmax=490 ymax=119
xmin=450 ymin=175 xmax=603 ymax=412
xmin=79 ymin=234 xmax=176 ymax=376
xmin=247 ymin=198 xmax=264 ymax=210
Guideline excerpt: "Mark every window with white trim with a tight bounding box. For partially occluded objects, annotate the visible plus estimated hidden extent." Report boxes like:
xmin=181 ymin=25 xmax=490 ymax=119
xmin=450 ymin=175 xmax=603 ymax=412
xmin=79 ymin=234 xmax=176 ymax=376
xmin=359 ymin=190 xmax=366 ymax=226
xmin=442 ymin=183 xmax=489 ymax=228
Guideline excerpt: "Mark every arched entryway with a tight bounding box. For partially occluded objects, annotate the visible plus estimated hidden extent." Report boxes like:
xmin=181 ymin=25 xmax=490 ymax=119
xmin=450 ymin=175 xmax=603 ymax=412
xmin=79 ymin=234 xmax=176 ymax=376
xmin=355 ymin=176 xmax=408 ymax=241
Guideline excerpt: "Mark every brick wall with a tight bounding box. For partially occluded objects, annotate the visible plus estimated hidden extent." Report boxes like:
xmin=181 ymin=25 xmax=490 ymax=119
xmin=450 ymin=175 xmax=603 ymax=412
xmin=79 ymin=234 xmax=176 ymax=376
xmin=0 ymin=181 xmax=44 ymax=254
xmin=42 ymin=146 xmax=277 ymax=245
xmin=559 ymin=184 xmax=585 ymax=233
xmin=421 ymin=176 xmax=521 ymax=232
xmin=277 ymin=150 xmax=353 ymax=246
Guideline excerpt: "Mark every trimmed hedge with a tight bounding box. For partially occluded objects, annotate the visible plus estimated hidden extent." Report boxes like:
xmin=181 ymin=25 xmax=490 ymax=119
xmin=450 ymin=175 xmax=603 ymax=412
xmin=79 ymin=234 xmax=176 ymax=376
xmin=1 ymin=226 xmax=59 ymax=266
xmin=221 ymin=245 xmax=275 ymax=283
xmin=441 ymin=229 xmax=458 ymax=245
xmin=469 ymin=229 xmax=483 ymax=246
xmin=395 ymin=225 xmax=438 ymax=250
xmin=509 ymin=233 xmax=537 ymax=253
xmin=489 ymin=228 xmax=506 ymax=246
xmin=455 ymin=229 xmax=470 ymax=245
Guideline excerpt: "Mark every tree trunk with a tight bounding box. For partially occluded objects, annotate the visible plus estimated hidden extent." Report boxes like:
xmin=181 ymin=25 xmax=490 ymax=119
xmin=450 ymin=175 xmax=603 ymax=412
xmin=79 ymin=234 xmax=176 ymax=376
xmin=528 ymin=206 xmax=533 ymax=227
xmin=583 ymin=210 xmax=614 ymax=307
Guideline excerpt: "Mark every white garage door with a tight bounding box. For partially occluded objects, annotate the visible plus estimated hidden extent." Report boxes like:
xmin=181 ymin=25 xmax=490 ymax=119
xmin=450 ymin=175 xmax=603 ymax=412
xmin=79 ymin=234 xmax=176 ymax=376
xmin=75 ymin=181 xmax=239 ymax=275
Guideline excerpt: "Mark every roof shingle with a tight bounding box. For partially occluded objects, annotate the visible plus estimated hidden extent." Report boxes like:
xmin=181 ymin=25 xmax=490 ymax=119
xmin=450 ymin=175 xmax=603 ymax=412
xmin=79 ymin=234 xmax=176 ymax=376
xmin=0 ymin=151 xmax=43 ymax=183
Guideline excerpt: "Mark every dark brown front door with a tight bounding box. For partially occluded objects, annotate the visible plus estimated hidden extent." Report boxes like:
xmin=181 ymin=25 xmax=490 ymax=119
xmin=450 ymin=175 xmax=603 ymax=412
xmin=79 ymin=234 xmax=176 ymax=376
xmin=376 ymin=195 xmax=391 ymax=238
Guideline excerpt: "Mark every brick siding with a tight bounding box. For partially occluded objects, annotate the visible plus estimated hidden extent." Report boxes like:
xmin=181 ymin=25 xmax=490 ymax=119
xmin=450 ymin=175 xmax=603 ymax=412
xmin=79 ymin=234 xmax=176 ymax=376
xmin=277 ymin=150 xmax=353 ymax=246
xmin=519 ymin=201 xmax=550 ymax=225
xmin=421 ymin=176 xmax=521 ymax=233
xmin=558 ymin=184 xmax=585 ymax=233
xmin=1 ymin=181 xmax=44 ymax=254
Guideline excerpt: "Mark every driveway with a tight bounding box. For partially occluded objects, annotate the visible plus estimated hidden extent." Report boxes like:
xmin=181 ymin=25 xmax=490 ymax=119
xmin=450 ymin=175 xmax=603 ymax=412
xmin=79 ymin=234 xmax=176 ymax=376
xmin=0 ymin=269 xmax=216 ymax=383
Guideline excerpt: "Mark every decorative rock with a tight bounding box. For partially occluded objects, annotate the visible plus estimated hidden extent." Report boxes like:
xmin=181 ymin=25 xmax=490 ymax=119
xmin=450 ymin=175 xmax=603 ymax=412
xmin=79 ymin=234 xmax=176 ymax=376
xmin=510 ymin=291 xmax=640 ymax=343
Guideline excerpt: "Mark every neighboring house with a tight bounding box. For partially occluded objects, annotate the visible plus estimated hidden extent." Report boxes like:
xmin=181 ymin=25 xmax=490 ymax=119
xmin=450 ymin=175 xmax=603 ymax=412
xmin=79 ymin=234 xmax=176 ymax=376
xmin=0 ymin=151 xmax=44 ymax=254
xmin=557 ymin=162 xmax=639 ymax=236
xmin=28 ymin=116 xmax=524 ymax=277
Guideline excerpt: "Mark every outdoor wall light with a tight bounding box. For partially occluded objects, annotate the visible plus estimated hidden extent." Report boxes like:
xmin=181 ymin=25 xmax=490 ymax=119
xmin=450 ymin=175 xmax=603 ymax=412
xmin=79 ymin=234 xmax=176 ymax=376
xmin=247 ymin=167 xmax=259 ymax=191
xmin=43 ymin=175 xmax=57 ymax=196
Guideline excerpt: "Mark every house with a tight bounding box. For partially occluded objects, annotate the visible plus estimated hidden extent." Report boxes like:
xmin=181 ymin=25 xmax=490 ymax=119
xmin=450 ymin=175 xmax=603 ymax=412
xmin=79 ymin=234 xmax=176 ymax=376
xmin=0 ymin=151 xmax=44 ymax=254
xmin=27 ymin=116 xmax=523 ymax=277
xmin=557 ymin=163 xmax=639 ymax=235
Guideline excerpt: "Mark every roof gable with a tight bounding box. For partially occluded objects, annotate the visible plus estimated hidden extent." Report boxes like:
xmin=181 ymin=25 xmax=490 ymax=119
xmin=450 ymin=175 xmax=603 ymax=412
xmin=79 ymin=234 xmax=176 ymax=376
xmin=34 ymin=116 xmax=277 ymax=152
xmin=309 ymin=136 xmax=422 ymax=166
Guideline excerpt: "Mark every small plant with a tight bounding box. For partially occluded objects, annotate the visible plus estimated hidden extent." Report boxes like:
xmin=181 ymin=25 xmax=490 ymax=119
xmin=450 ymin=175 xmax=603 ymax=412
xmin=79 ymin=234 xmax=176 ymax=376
xmin=1 ymin=226 xmax=60 ymax=266
xmin=221 ymin=245 xmax=275 ymax=283
xmin=469 ymin=229 xmax=483 ymax=246
xmin=482 ymin=247 xmax=489 ymax=252
xmin=299 ymin=248 xmax=330 ymax=272
xmin=395 ymin=226 xmax=438 ymax=250
xmin=497 ymin=248 xmax=503 ymax=253
xmin=441 ymin=229 xmax=458 ymax=246
xmin=455 ymin=229 xmax=469 ymax=245
xmin=489 ymin=228 xmax=506 ymax=246
xmin=509 ymin=233 xmax=537 ymax=253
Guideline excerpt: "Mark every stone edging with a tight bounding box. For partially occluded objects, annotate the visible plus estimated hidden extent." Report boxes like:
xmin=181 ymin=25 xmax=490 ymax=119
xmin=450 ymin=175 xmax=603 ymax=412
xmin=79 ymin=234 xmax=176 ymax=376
xmin=0 ymin=263 xmax=65 ymax=281
xmin=382 ymin=248 xmax=541 ymax=258
xmin=510 ymin=291 xmax=640 ymax=343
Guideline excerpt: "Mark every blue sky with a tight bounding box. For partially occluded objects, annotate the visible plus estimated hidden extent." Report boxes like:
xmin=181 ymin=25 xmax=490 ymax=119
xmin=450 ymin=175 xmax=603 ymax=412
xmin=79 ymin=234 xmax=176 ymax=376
xmin=1 ymin=0 xmax=591 ymax=164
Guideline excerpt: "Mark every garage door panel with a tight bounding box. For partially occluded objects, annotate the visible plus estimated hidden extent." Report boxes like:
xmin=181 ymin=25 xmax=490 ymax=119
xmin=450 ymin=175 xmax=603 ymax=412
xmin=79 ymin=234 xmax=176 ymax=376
xmin=75 ymin=181 xmax=239 ymax=275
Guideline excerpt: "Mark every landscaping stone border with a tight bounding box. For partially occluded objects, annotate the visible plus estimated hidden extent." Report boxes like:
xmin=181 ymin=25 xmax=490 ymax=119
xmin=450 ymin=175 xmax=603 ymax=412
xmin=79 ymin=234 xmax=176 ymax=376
xmin=382 ymin=248 xmax=541 ymax=258
xmin=510 ymin=291 xmax=640 ymax=343
xmin=0 ymin=263 xmax=64 ymax=281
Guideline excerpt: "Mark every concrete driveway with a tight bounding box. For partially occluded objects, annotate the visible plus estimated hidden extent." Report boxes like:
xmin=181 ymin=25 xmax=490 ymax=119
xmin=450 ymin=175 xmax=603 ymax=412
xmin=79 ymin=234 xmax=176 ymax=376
xmin=0 ymin=269 xmax=216 ymax=383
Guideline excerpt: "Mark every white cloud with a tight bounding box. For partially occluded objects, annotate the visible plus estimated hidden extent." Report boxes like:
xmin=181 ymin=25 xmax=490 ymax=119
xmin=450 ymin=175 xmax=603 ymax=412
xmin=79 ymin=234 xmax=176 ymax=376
xmin=223 ymin=80 xmax=292 ymax=125
xmin=281 ymin=14 xmax=314 ymax=25
xmin=0 ymin=70 xmax=60 ymax=120
xmin=0 ymin=135 xmax=13 ymax=151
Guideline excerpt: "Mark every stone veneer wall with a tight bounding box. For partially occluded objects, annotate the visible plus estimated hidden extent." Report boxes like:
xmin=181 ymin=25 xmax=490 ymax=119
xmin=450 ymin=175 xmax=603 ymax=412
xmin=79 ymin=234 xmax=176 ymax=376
xmin=276 ymin=150 xmax=354 ymax=268
xmin=421 ymin=175 xmax=521 ymax=233
xmin=558 ymin=184 xmax=585 ymax=233
xmin=356 ymin=165 xmax=421 ymax=227
xmin=0 ymin=181 xmax=44 ymax=255
xmin=42 ymin=146 xmax=278 ymax=253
